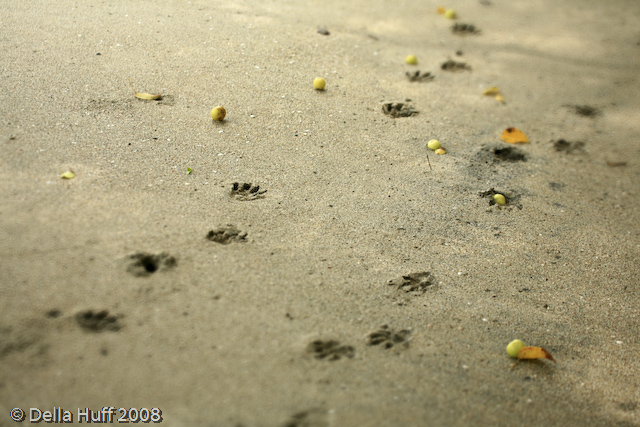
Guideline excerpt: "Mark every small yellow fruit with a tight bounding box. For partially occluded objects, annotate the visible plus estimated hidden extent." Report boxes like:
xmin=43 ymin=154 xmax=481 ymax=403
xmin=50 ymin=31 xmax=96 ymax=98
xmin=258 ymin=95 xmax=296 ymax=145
xmin=427 ymin=139 xmax=442 ymax=150
xmin=494 ymin=194 xmax=507 ymax=205
xmin=211 ymin=106 xmax=226 ymax=121
xmin=60 ymin=171 xmax=75 ymax=179
xmin=435 ymin=148 xmax=446 ymax=155
xmin=507 ymin=339 xmax=526 ymax=358
xmin=444 ymin=9 xmax=457 ymax=19
xmin=313 ymin=78 xmax=326 ymax=90
xmin=405 ymin=55 xmax=418 ymax=65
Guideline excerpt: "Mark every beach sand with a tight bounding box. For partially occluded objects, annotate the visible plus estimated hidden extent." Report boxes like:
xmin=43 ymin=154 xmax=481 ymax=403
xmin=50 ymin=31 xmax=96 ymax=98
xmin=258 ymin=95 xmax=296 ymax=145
xmin=1 ymin=0 xmax=639 ymax=425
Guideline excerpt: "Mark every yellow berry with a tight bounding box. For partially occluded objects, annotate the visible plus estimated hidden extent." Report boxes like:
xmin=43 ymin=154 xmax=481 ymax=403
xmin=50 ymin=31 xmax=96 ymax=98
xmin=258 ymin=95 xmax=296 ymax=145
xmin=494 ymin=194 xmax=507 ymax=205
xmin=444 ymin=9 xmax=457 ymax=19
xmin=427 ymin=139 xmax=441 ymax=150
xmin=507 ymin=339 xmax=526 ymax=358
xmin=405 ymin=55 xmax=418 ymax=65
xmin=211 ymin=106 xmax=226 ymax=121
xmin=435 ymin=148 xmax=446 ymax=155
xmin=313 ymin=78 xmax=326 ymax=90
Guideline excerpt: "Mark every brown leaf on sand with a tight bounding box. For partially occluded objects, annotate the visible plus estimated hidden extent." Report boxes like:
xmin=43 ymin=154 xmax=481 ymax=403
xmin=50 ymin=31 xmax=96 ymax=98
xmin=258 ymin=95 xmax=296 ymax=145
xmin=128 ymin=78 xmax=162 ymax=100
xmin=501 ymin=127 xmax=529 ymax=144
xmin=517 ymin=346 xmax=556 ymax=362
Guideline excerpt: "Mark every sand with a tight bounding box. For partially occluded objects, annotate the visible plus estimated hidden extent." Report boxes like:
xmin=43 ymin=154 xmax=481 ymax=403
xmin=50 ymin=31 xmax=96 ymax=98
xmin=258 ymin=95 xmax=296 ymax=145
xmin=1 ymin=0 xmax=639 ymax=425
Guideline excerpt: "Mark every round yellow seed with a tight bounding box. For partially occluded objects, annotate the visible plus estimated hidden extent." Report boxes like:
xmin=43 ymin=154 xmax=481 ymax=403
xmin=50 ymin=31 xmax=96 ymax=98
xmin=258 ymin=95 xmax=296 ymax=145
xmin=427 ymin=139 xmax=442 ymax=151
xmin=507 ymin=339 xmax=525 ymax=358
xmin=494 ymin=194 xmax=507 ymax=205
xmin=435 ymin=148 xmax=446 ymax=155
xmin=313 ymin=78 xmax=326 ymax=90
xmin=405 ymin=55 xmax=418 ymax=65
xmin=210 ymin=106 xmax=226 ymax=121
xmin=444 ymin=9 xmax=457 ymax=19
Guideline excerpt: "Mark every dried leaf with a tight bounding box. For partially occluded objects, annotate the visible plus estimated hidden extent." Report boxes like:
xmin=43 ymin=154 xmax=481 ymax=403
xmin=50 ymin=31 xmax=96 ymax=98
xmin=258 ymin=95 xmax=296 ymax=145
xmin=484 ymin=87 xmax=505 ymax=103
xmin=129 ymin=78 xmax=162 ymax=100
xmin=61 ymin=170 xmax=75 ymax=179
xmin=517 ymin=346 xmax=556 ymax=362
xmin=501 ymin=127 xmax=529 ymax=144
xmin=483 ymin=87 xmax=500 ymax=96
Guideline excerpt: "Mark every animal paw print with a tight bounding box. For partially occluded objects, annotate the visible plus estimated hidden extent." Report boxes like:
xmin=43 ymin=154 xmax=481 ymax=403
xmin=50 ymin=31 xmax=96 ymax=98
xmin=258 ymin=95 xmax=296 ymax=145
xmin=405 ymin=70 xmax=435 ymax=82
xmin=451 ymin=23 xmax=481 ymax=35
xmin=230 ymin=182 xmax=267 ymax=201
xmin=307 ymin=339 xmax=355 ymax=361
xmin=367 ymin=325 xmax=411 ymax=349
xmin=387 ymin=272 xmax=435 ymax=294
xmin=441 ymin=59 xmax=471 ymax=71
xmin=75 ymin=310 xmax=122 ymax=332
xmin=382 ymin=102 xmax=419 ymax=118
xmin=126 ymin=252 xmax=177 ymax=277
xmin=206 ymin=225 xmax=247 ymax=244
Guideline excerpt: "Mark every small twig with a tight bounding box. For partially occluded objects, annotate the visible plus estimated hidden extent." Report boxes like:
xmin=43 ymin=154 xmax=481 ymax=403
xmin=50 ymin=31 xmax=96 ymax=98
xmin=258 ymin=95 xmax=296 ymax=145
xmin=427 ymin=155 xmax=432 ymax=171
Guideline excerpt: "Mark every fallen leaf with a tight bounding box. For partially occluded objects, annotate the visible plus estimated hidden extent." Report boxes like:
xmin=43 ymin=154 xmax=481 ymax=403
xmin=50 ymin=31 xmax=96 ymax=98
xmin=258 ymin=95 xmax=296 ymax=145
xmin=517 ymin=346 xmax=556 ymax=362
xmin=483 ymin=87 xmax=505 ymax=103
xmin=501 ymin=127 xmax=529 ymax=144
xmin=483 ymin=87 xmax=500 ymax=96
xmin=61 ymin=170 xmax=75 ymax=179
xmin=129 ymin=78 xmax=162 ymax=100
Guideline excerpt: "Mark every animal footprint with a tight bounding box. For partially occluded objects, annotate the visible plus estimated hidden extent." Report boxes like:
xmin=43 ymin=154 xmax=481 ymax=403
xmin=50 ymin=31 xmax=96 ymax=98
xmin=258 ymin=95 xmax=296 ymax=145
xmin=451 ymin=23 xmax=481 ymax=35
xmin=307 ymin=339 xmax=355 ymax=361
xmin=75 ymin=310 xmax=122 ymax=332
xmin=367 ymin=325 xmax=411 ymax=349
xmin=230 ymin=182 xmax=266 ymax=201
xmin=405 ymin=70 xmax=435 ymax=82
xmin=441 ymin=59 xmax=471 ymax=71
xmin=382 ymin=102 xmax=419 ymax=118
xmin=206 ymin=225 xmax=247 ymax=244
xmin=126 ymin=252 xmax=177 ymax=277
xmin=387 ymin=272 xmax=435 ymax=294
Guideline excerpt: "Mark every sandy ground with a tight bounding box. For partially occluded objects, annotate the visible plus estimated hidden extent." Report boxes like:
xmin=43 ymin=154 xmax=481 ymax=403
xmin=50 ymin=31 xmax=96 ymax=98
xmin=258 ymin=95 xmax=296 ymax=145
xmin=1 ymin=0 xmax=639 ymax=425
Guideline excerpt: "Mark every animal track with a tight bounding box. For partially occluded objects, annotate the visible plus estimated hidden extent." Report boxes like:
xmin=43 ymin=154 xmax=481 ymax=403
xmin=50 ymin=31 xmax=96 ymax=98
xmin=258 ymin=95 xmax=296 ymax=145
xmin=307 ymin=339 xmax=354 ymax=361
xmin=367 ymin=325 xmax=411 ymax=349
xmin=441 ymin=59 xmax=471 ymax=71
xmin=451 ymin=23 xmax=481 ymax=35
xmin=230 ymin=182 xmax=266 ymax=201
xmin=282 ymin=409 xmax=329 ymax=427
xmin=126 ymin=252 xmax=176 ymax=277
xmin=405 ymin=70 xmax=435 ymax=82
xmin=206 ymin=225 xmax=247 ymax=244
xmin=387 ymin=272 xmax=435 ymax=294
xmin=553 ymin=139 xmax=585 ymax=153
xmin=382 ymin=102 xmax=419 ymax=118
xmin=565 ymin=104 xmax=599 ymax=117
xmin=75 ymin=310 xmax=122 ymax=332
xmin=479 ymin=188 xmax=522 ymax=208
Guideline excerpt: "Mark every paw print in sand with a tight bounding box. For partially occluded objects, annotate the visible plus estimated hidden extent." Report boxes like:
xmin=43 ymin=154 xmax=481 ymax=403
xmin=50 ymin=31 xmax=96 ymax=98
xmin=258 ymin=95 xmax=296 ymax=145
xmin=206 ymin=225 xmax=247 ymax=244
xmin=307 ymin=339 xmax=355 ymax=361
xmin=367 ymin=325 xmax=411 ymax=349
xmin=229 ymin=182 xmax=266 ymax=201
xmin=387 ymin=271 xmax=435 ymax=294
xmin=75 ymin=310 xmax=122 ymax=332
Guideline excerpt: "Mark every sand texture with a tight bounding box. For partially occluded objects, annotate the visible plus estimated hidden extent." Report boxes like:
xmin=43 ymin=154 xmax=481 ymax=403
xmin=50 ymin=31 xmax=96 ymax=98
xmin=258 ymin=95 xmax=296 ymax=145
xmin=1 ymin=0 xmax=639 ymax=425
